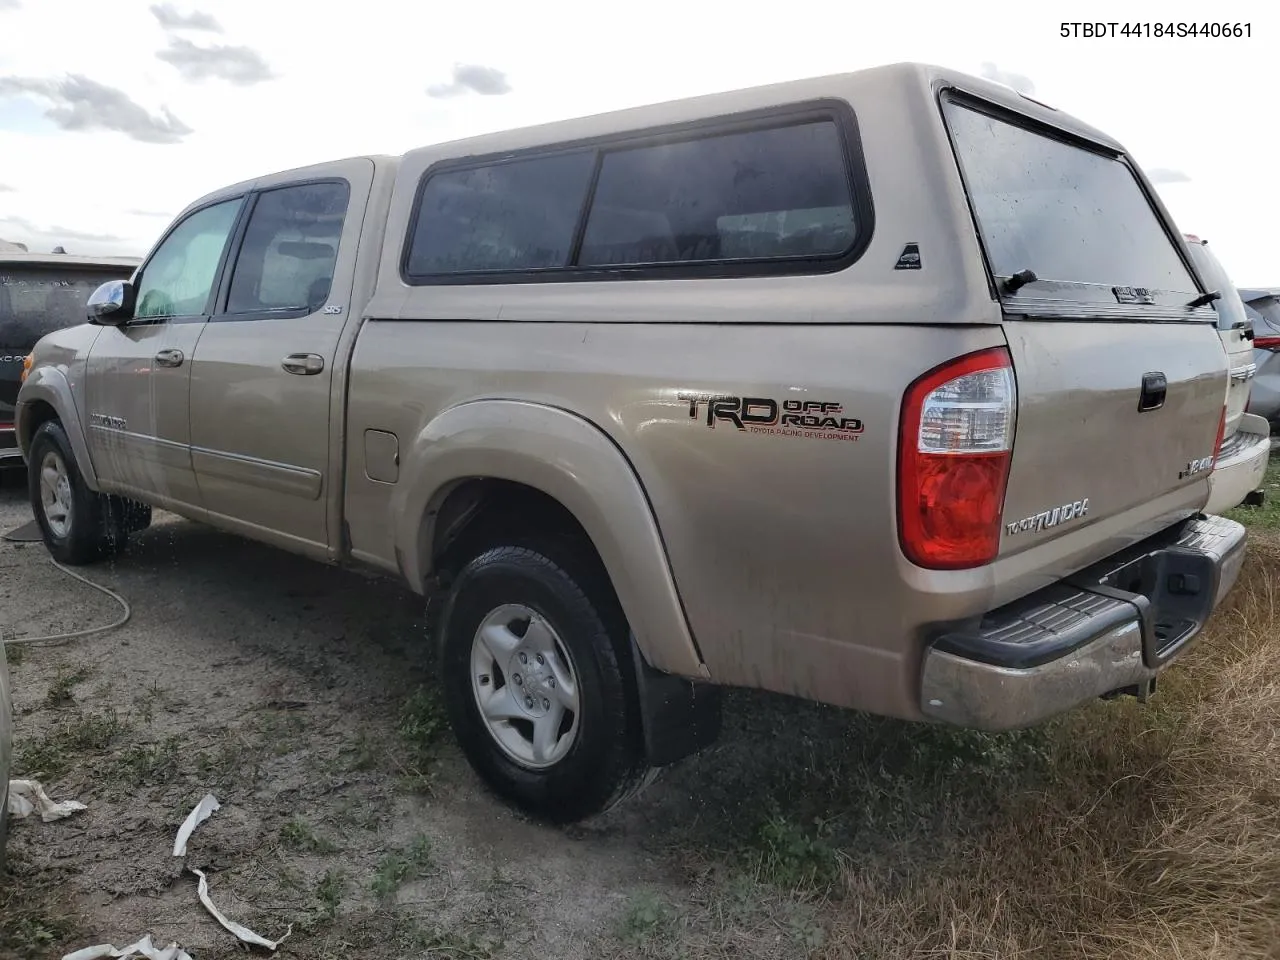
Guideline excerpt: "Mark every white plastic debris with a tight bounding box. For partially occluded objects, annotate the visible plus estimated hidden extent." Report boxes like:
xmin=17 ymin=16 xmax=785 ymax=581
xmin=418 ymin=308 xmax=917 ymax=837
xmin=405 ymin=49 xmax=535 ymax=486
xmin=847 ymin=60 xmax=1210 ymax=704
xmin=172 ymin=793 xmax=220 ymax=857
xmin=61 ymin=933 xmax=192 ymax=960
xmin=63 ymin=791 xmax=289 ymax=958
xmin=192 ymin=867 xmax=292 ymax=951
xmin=7 ymin=779 xmax=88 ymax=821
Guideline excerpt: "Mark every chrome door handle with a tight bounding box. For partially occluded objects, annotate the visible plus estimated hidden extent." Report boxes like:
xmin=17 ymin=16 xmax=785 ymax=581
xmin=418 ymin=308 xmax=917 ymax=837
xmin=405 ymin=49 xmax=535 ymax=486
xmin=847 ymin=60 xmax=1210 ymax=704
xmin=154 ymin=348 xmax=185 ymax=368
xmin=282 ymin=353 xmax=325 ymax=375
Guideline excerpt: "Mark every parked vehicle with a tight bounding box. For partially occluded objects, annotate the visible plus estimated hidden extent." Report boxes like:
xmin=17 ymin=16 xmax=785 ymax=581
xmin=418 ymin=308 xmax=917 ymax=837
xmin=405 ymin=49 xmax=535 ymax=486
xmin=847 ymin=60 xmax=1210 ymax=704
xmin=15 ymin=63 xmax=1248 ymax=822
xmin=1181 ymin=236 xmax=1271 ymax=512
xmin=1 ymin=641 xmax=11 ymax=867
xmin=2 ymin=252 xmax=141 ymax=467
xmin=1239 ymin=287 xmax=1280 ymax=430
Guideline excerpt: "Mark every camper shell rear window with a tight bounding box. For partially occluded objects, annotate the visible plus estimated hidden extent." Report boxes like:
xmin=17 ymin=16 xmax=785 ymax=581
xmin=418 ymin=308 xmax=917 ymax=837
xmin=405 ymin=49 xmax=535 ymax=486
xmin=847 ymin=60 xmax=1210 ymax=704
xmin=940 ymin=93 xmax=1201 ymax=310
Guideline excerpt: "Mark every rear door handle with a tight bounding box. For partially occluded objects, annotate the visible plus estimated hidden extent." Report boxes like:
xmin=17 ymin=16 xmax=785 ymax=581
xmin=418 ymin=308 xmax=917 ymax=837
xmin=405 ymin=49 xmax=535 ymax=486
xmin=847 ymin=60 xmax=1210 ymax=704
xmin=282 ymin=353 xmax=325 ymax=376
xmin=154 ymin=348 xmax=184 ymax=368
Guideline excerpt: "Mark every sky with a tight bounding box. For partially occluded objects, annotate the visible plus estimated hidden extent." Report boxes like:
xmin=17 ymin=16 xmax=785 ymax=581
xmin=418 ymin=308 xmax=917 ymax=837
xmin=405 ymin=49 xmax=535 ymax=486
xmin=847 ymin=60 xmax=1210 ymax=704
xmin=0 ymin=0 xmax=1275 ymax=284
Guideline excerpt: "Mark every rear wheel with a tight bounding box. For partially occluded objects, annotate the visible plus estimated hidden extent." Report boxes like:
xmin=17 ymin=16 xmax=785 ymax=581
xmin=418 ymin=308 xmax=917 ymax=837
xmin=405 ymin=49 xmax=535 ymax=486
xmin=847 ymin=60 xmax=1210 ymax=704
xmin=27 ymin=421 xmax=126 ymax=565
xmin=440 ymin=539 xmax=653 ymax=823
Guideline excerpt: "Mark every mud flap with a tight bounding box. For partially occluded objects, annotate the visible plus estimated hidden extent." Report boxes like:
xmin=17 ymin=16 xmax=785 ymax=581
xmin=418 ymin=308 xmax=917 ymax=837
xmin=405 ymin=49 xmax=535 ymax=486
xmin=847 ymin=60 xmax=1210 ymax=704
xmin=629 ymin=636 xmax=722 ymax=766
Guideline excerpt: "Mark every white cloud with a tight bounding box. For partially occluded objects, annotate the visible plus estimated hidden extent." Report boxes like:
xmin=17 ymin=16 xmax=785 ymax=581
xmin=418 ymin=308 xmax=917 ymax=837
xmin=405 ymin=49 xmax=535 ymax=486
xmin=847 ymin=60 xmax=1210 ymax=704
xmin=149 ymin=3 xmax=221 ymax=32
xmin=0 ymin=74 xmax=192 ymax=143
xmin=427 ymin=63 xmax=512 ymax=98
xmin=156 ymin=36 xmax=275 ymax=86
xmin=1147 ymin=167 xmax=1192 ymax=185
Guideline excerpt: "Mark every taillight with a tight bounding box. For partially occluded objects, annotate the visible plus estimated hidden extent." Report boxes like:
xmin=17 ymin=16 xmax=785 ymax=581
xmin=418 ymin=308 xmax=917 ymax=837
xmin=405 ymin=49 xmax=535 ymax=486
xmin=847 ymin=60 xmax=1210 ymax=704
xmin=1212 ymin=405 xmax=1227 ymax=463
xmin=1253 ymin=336 xmax=1280 ymax=351
xmin=898 ymin=347 xmax=1016 ymax=570
xmin=20 ymin=354 xmax=32 ymax=383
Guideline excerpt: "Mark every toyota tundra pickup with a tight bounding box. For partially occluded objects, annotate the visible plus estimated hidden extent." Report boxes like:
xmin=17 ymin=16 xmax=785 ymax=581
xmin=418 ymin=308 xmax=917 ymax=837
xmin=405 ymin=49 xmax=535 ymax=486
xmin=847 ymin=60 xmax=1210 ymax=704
xmin=15 ymin=63 xmax=1248 ymax=822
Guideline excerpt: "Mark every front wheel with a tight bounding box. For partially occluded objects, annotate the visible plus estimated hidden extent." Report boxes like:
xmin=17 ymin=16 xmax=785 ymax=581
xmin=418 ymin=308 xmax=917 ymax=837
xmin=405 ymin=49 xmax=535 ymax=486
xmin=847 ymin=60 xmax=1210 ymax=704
xmin=27 ymin=421 xmax=125 ymax=565
xmin=440 ymin=542 xmax=653 ymax=823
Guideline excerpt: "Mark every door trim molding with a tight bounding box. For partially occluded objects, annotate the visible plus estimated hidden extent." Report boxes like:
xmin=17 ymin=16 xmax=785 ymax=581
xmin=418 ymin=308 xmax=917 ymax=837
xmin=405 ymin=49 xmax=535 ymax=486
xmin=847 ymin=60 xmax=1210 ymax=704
xmin=191 ymin=445 xmax=323 ymax=500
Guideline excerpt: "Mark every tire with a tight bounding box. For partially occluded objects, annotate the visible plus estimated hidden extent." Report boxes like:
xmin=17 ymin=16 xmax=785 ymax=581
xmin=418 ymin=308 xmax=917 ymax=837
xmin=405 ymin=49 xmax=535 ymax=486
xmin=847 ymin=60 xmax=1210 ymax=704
xmin=27 ymin=421 xmax=126 ymax=565
xmin=440 ymin=538 xmax=653 ymax=823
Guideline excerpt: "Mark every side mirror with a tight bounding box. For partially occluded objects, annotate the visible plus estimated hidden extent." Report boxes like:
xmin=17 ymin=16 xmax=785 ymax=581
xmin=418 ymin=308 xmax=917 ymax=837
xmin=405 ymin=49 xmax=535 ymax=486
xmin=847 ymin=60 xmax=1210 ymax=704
xmin=87 ymin=280 xmax=136 ymax=326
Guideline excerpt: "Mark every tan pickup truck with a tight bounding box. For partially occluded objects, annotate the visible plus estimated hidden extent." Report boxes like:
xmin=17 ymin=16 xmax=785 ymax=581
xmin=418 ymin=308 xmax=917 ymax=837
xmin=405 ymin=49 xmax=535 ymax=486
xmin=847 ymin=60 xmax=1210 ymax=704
xmin=16 ymin=63 xmax=1249 ymax=822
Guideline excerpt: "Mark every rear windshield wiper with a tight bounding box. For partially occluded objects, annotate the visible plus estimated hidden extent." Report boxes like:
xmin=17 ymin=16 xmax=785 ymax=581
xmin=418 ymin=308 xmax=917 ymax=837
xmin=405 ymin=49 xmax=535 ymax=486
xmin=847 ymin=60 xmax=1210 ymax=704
xmin=1187 ymin=289 xmax=1221 ymax=308
xmin=1002 ymin=268 xmax=1038 ymax=295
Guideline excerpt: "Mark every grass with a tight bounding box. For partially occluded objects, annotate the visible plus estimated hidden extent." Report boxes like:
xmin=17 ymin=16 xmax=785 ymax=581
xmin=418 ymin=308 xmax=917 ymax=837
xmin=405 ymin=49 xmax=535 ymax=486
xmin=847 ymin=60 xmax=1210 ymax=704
xmin=0 ymin=851 xmax=81 ymax=960
xmin=44 ymin=666 xmax=93 ymax=708
xmin=280 ymin=817 xmax=339 ymax=855
xmin=398 ymin=684 xmax=449 ymax=763
xmin=315 ymin=868 xmax=346 ymax=919
xmin=750 ymin=814 xmax=841 ymax=891
xmin=13 ymin=707 xmax=130 ymax=780
xmin=1226 ymin=454 xmax=1280 ymax=530
xmin=371 ymin=834 xmax=434 ymax=901
xmin=108 ymin=735 xmax=182 ymax=784
xmin=619 ymin=890 xmax=677 ymax=946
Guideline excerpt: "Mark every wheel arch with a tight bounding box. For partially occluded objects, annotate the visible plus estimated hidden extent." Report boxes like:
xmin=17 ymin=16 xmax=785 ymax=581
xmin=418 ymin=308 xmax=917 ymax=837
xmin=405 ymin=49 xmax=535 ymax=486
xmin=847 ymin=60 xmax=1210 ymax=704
xmin=16 ymin=369 xmax=101 ymax=491
xmin=391 ymin=399 xmax=706 ymax=679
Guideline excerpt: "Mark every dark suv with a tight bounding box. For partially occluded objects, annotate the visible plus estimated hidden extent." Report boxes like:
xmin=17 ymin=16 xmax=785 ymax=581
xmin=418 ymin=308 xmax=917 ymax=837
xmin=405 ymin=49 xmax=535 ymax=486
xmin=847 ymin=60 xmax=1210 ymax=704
xmin=2 ymin=252 xmax=140 ymax=466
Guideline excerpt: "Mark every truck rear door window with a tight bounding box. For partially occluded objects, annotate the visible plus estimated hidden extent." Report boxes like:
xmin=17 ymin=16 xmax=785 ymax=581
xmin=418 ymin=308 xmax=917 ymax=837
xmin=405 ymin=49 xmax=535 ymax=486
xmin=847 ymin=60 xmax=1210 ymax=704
xmin=942 ymin=98 xmax=1198 ymax=296
xmin=226 ymin=180 xmax=350 ymax=314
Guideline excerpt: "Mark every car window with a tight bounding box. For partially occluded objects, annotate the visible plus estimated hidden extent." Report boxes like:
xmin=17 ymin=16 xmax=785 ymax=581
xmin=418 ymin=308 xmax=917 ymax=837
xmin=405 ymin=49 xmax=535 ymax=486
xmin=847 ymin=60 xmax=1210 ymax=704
xmin=1184 ymin=241 xmax=1250 ymax=330
xmin=578 ymin=121 xmax=856 ymax=266
xmin=226 ymin=181 xmax=350 ymax=314
xmin=134 ymin=199 xmax=243 ymax=319
xmin=0 ymin=268 xmax=134 ymax=345
xmin=943 ymin=99 xmax=1198 ymax=295
xmin=406 ymin=152 xmax=595 ymax=276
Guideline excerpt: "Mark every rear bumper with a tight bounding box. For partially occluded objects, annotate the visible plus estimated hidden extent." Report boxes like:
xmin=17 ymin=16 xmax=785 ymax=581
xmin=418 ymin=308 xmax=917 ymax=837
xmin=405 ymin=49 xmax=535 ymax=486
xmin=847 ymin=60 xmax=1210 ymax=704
xmin=1205 ymin=415 xmax=1271 ymax=515
xmin=920 ymin=514 xmax=1247 ymax=731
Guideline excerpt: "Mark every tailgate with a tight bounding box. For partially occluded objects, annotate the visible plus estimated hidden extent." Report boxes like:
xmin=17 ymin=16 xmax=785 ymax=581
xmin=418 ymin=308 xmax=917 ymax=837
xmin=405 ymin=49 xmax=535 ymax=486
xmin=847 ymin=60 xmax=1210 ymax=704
xmin=941 ymin=93 xmax=1228 ymax=561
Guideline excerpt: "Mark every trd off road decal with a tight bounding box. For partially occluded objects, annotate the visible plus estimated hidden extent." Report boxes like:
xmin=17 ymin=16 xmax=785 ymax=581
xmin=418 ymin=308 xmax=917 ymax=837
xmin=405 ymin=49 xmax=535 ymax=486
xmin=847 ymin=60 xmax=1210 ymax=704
xmin=676 ymin=393 xmax=864 ymax=442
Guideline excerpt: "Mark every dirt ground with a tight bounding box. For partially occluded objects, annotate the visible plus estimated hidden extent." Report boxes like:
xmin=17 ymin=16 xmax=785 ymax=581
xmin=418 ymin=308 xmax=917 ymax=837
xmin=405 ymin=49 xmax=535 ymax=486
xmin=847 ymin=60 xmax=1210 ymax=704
xmin=2 ymin=464 xmax=1279 ymax=960
xmin=0 ymin=473 xmax=872 ymax=959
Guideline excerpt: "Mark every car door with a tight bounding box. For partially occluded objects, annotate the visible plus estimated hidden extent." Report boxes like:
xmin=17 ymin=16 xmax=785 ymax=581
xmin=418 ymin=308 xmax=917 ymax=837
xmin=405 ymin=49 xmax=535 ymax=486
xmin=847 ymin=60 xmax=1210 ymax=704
xmin=84 ymin=197 xmax=245 ymax=510
xmin=188 ymin=160 xmax=372 ymax=555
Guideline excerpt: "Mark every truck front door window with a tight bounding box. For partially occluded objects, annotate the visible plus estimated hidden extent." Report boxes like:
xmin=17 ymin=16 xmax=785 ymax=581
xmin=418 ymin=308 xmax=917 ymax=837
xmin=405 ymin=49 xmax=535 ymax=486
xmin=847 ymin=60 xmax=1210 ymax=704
xmin=134 ymin=199 xmax=243 ymax=319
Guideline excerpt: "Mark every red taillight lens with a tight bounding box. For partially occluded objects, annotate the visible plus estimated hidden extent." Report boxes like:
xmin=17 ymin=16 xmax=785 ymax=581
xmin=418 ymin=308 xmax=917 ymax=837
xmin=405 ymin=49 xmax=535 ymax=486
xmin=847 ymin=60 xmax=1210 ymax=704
xmin=1212 ymin=405 xmax=1227 ymax=463
xmin=1253 ymin=335 xmax=1280 ymax=351
xmin=898 ymin=347 xmax=1016 ymax=570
